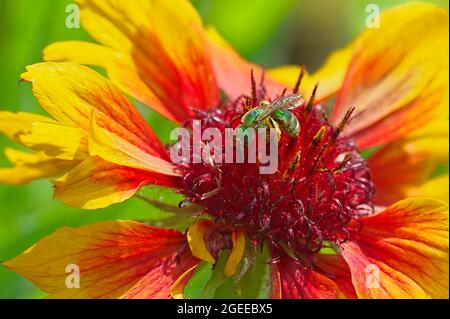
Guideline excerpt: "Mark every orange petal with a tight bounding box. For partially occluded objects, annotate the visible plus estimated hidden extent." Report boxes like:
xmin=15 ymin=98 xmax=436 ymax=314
xmin=331 ymin=3 xmax=449 ymax=149
xmin=3 ymin=221 xmax=199 ymax=299
xmin=206 ymin=27 xmax=286 ymax=100
xmin=0 ymin=148 xmax=78 ymax=185
xmin=341 ymin=198 xmax=449 ymax=298
xmin=21 ymin=62 xmax=167 ymax=159
xmin=89 ymin=112 xmax=178 ymax=176
xmin=53 ymin=156 xmax=178 ymax=209
xmin=271 ymin=253 xmax=345 ymax=299
xmin=315 ymin=253 xmax=357 ymax=299
xmin=369 ymin=128 xmax=448 ymax=206
xmin=64 ymin=0 xmax=219 ymax=123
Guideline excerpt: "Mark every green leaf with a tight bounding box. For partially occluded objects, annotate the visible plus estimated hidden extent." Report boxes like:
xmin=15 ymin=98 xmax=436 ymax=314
xmin=215 ymin=245 xmax=270 ymax=299
xmin=183 ymin=262 xmax=214 ymax=299
xmin=135 ymin=186 xmax=202 ymax=231
xmin=200 ymin=251 xmax=230 ymax=299
xmin=193 ymin=0 xmax=296 ymax=57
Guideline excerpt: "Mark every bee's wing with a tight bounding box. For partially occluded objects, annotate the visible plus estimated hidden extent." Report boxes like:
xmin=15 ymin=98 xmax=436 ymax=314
xmin=255 ymin=103 xmax=281 ymax=123
xmin=255 ymin=94 xmax=303 ymax=123
xmin=282 ymin=94 xmax=304 ymax=109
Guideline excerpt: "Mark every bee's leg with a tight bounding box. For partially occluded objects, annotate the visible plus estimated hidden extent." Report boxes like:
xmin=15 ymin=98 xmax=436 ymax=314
xmin=268 ymin=118 xmax=281 ymax=141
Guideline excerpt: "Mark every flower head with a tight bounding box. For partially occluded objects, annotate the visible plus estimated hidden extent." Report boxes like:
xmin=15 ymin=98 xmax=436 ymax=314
xmin=0 ymin=0 xmax=448 ymax=299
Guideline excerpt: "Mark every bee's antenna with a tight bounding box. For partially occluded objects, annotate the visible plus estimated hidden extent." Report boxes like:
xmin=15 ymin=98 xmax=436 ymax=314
xmin=293 ymin=65 xmax=305 ymax=94
xmin=250 ymin=69 xmax=257 ymax=106
xmin=306 ymin=82 xmax=319 ymax=112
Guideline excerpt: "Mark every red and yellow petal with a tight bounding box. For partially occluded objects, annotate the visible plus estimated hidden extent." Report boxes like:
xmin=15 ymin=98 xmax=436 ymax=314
xmin=369 ymin=129 xmax=449 ymax=206
xmin=331 ymin=3 xmax=448 ymax=149
xmin=270 ymin=253 xmax=345 ymax=299
xmin=315 ymin=253 xmax=357 ymax=299
xmin=3 ymin=221 xmax=199 ymax=299
xmin=88 ymin=112 xmax=178 ymax=177
xmin=341 ymin=198 xmax=449 ymax=298
xmin=53 ymin=157 xmax=178 ymax=210
xmin=43 ymin=41 xmax=175 ymax=122
xmin=18 ymin=62 xmax=180 ymax=203
xmin=46 ymin=0 xmax=219 ymax=123
xmin=21 ymin=62 xmax=167 ymax=159
xmin=207 ymin=27 xmax=287 ymax=101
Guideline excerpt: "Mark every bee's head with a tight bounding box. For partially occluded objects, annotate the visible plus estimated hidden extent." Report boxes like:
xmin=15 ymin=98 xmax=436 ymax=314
xmin=259 ymin=100 xmax=270 ymax=108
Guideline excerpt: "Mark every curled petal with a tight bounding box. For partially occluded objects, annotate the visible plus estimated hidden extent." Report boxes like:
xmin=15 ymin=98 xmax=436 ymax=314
xmin=3 ymin=221 xmax=199 ymax=299
xmin=341 ymin=198 xmax=449 ymax=298
xmin=224 ymin=229 xmax=245 ymax=278
xmin=187 ymin=220 xmax=216 ymax=264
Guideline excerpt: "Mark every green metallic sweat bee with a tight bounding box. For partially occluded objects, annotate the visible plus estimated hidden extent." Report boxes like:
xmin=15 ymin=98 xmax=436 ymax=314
xmin=237 ymin=94 xmax=304 ymax=140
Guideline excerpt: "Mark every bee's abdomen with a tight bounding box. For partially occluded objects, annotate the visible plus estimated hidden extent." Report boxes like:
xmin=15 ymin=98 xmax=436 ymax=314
xmin=272 ymin=109 xmax=300 ymax=137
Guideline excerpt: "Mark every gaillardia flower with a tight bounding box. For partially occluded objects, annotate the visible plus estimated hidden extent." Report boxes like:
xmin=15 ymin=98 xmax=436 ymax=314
xmin=0 ymin=0 xmax=448 ymax=299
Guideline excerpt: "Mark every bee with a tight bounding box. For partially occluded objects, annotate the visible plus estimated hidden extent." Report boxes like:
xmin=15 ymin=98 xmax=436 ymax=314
xmin=236 ymin=94 xmax=304 ymax=140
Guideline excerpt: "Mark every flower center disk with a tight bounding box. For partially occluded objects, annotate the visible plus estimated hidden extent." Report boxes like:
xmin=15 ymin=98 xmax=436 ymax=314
xmin=176 ymin=93 xmax=375 ymax=260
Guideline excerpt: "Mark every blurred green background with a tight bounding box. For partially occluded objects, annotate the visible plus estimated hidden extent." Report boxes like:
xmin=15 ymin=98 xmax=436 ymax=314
xmin=0 ymin=0 xmax=448 ymax=298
